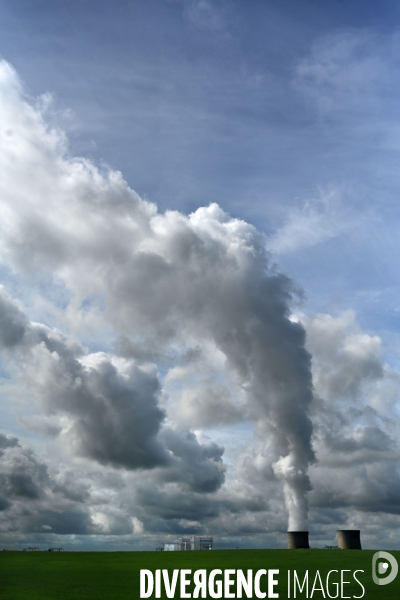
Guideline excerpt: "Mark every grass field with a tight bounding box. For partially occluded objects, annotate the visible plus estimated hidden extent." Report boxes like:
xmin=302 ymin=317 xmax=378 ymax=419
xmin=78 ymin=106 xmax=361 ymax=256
xmin=0 ymin=548 xmax=399 ymax=599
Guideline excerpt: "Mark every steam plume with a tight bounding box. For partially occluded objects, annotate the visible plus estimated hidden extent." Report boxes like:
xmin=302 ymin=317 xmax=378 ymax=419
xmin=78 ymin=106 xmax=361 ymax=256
xmin=0 ymin=60 xmax=315 ymax=531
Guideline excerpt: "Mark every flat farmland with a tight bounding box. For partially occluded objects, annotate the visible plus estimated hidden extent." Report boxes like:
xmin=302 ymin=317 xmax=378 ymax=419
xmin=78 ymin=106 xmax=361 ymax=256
xmin=0 ymin=549 xmax=399 ymax=599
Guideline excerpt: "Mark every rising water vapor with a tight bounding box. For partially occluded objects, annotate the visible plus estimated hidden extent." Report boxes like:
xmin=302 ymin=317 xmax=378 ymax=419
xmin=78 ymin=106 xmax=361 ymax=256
xmin=0 ymin=60 xmax=315 ymax=531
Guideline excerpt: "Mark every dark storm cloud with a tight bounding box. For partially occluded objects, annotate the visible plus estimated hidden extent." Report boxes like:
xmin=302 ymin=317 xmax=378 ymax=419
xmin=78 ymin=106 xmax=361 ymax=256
xmin=0 ymin=434 xmax=48 ymax=501
xmin=162 ymin=430 xmax=225 ymax=493
xmin=310 ymin=461 xmax=400 ymax=516
xmin=0 ymin=290 xmax=227 ymax=495
xmin=0 ymin=497 xmax=10 ymax=511
xmin=0 ymin=433 xmax=19 ymax=449
xmin=0 ymin=288 xmax=168 ymax=471
xmin=0 ymin=432 xmax=133 ymax=537
xmin=135 ymin=484 xmax=222 ymax=523
xmin=29 ymin=337 xmax=170 ymax=471
xmin=28 ymin=509 xmax=94 ymax=535
xmin=130 ymin=475 xmax=270 ymax=538
xmin=0 ymin=290 xmax=27 ymax=348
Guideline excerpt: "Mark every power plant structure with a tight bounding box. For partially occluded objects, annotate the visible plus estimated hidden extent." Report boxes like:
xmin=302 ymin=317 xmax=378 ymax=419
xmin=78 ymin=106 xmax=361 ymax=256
xmin=337 ymin=530 xmax=362 ymax=549
xmin=163 ymin=536 xmax=213 ymax=551
xmin=287 ymin=531 xmax=310 ymax=549
xmin=162 ymin=530 xmax=361 ymax=551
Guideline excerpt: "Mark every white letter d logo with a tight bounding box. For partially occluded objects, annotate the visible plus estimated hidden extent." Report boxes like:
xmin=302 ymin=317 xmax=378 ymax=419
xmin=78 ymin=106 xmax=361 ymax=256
xmin=372 ymin=551 xmax=398 ymax=586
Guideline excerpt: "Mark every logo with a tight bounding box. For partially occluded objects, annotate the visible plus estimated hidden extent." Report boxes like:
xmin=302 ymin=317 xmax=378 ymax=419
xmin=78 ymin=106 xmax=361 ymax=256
xmin=372 ymin=551 xmax=398 ymax=586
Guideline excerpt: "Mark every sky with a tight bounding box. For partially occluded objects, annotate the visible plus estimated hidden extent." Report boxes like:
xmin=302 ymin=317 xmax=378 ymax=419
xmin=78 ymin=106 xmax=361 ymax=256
xmin=1 ymin=0 xmax=400 ymax=550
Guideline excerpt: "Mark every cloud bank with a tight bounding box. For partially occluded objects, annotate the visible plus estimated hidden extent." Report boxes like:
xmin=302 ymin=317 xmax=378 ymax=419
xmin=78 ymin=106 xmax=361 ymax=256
xmin=0 ymin=60 xmax=400 ymax=549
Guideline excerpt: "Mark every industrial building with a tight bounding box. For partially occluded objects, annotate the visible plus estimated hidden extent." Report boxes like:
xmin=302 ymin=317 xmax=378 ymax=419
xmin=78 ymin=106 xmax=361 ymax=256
xmin=287 ymin=529 xmax=362 ymax=549
xmin=337 ymin=530 xmax=362 ymax=549
xmin=287 ymin=531 xmax=310 ymax=549
xmin=163 ymin=536 xmax=213 ymax=551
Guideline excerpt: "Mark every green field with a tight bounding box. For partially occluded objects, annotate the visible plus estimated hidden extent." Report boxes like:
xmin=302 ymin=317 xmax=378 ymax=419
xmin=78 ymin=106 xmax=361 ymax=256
xmin=0 ymin=549 xmax=398 ymax=599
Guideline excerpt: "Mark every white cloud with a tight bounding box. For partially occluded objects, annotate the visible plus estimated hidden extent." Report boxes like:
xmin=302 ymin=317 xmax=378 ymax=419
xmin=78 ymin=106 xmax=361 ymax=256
xmin=0 ymin=60 xmax=316 ymax=533
xmin=268 ymin=188 xmax=356 ymax=255
xmin=1 ymin=60 xmax=400 ymax=549
xmin=294 ymin=29 xmax=394 ymax=117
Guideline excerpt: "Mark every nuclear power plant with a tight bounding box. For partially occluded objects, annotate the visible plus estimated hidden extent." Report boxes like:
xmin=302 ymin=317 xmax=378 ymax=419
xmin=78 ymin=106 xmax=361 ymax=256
xmin=162 ymin=530 xmax=361 ymax=551
xmin=287 ymin=531 xmax=310 ymax=549
xmin=286 ymin=529 xmax=362 ymax=549
xmin=163 ymin=536 xmax=213 ymax=551
xmin=337 ymin=530 xmax=362 ymax=549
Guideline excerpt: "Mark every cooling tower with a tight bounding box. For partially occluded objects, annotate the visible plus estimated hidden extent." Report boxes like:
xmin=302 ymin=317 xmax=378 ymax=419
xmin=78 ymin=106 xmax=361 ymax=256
xmin=337 ymin=530 xmax=362 ymax=549
xmin=287 ymin=531 xmax=310 ymax=549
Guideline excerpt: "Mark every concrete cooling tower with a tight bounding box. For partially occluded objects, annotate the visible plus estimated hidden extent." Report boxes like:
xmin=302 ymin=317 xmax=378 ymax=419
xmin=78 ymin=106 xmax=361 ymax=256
xmin=287 ymin=531 xmax=310 ymax=549
xmin=337 ymin=530 xmax=362 ymax=549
